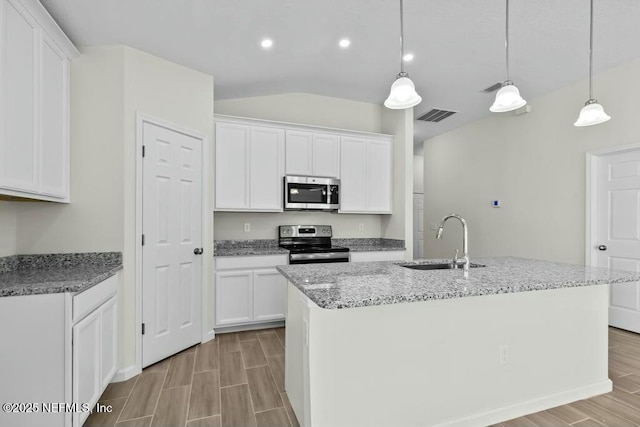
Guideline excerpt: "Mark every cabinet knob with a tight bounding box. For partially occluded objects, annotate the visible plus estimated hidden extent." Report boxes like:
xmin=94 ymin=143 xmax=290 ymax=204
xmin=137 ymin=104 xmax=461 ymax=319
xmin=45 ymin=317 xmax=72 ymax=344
xmin=598 ymin=245 xmax=607 ymax=251
xmin=194 ymin=248 xmax=204 ymax=255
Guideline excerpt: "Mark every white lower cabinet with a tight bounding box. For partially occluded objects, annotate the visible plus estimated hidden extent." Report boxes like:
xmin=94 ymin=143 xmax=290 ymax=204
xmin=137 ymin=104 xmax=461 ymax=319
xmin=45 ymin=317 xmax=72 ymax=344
xmin=0 ymin=273 xmax=118 ymax=427
xmin=215 ymin=255 xmax=287 ymax=327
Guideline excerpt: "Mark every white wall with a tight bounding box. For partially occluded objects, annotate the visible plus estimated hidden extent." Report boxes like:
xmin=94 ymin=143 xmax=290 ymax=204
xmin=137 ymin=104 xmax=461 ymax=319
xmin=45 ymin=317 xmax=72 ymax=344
xmin=12 ymin=46 xmax=214 ymax=373
xmin=423 ymin=58 xmax=640 ymax=264
xmin=413 ymin=155 xmax=424 ymax=194
xmin=216 ymin=93 xmax=382 ymax=133
xmin=381 ymin=108 xmax=414 ymax=259
xmin=214 ymin=93 xmax=389 ymax=240
xmin=0 ymin=202 xmax=17 ymax=256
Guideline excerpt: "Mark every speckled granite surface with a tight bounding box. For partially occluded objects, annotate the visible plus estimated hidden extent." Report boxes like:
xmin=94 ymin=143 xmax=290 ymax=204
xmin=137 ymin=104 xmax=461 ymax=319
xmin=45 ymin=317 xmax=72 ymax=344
xmin=0 ymin=252 xmax=122 ymax=297
xmin=214 ymin=240 xmax=288 ymax=256
xmin=334 ymin=238 xmax=405 ymax=252
xmin=276 ymin=256 xmax=640 ymax=309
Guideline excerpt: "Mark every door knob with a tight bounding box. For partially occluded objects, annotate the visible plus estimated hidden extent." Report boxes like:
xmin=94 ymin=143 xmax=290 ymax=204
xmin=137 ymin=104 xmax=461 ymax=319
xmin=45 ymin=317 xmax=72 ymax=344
xmin=194 ymin=248 xmax=204 ymax=255
xmin=598 ymin=245 xmax=607 ymax=251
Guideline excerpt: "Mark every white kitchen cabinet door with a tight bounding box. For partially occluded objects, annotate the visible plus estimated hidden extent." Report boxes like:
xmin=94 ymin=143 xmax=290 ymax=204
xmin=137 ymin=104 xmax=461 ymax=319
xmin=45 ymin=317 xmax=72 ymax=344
xmin=366 ymin=139 xmax=392 ymax=213
xmin=215 ymin=270 xmax=253 ymax=326
xmin=72 ymin=309 xmax=101 ymax=427
xmin=339 ymin=136 xmax=368 ymax=212
xmin=312 ymin=133 xmax=340 ymax=178
xmin=1 ymin=0 xmax=39 ymax=194
xmin=350 ymin=250 xmax=406 ymax=262
xmin=215 ymin=122 xmax=250 ymax=209
xmin=100 ymin=296 xmax=117 ymax=389
xmin=39 ymin=35 xmax=69 ymax=198
xmin=253 ymin=268 xmax=287 ymax=321
xmin=285 ymin=130 xmax=313 ymax=176
xmin=249 ymin=126 xmax=284 ymax=211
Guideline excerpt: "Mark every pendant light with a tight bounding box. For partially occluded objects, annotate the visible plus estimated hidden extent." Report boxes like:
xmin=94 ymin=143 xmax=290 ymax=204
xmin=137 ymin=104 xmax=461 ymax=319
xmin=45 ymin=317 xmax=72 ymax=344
xmin=574 ymin=0 xmax=611 ymax=127
xmin=384 ymin=0 xmax=422 ymax=109
xmin=490 ymin=0 xmax=527 ymax=113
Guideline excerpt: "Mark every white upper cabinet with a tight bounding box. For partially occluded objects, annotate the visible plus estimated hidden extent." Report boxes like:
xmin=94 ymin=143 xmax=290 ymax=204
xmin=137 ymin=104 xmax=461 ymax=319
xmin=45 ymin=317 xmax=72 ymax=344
xmin=285 ymin=130 xmax=313 ymax=176
xmin=215 ymin=121 xmax=284 ymax=212
xmin=340 ymin=136 xmax=393 ymax=214
xmin=249 ymin=126 xmax=284 ymax=211
xmin=285 ymin=130 xmax=340 ymax=178
xmin=0 ymin=0 xmax=76 ymax=201
xmin=215 ymin=115 xmax=392 ymax=213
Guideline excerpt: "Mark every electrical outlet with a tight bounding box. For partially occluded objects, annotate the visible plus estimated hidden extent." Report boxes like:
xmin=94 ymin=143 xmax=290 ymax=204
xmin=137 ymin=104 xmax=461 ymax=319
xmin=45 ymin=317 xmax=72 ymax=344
xmin=358 ymin=223 xmax=365 ymax=232
xmin=243 ymin=223 xmax=251 ymax=232
xmin=499 ymin=345 xmax=509 ymax=365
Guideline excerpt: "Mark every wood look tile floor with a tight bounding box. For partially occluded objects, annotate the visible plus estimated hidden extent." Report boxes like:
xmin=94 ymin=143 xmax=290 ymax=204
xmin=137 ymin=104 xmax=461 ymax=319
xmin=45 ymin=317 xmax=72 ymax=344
xmin=85 ymin=327 xmax=299 ymax=427
xmin=87 ymin=327 xmax=640 ymax=427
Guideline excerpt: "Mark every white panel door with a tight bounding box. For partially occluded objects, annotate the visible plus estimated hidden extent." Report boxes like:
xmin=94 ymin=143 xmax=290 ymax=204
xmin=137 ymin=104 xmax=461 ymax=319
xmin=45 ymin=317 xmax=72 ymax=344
xmin=312 ymin=133 xmax=340 ymax=178
xmin=72 ymin=309 xmax=101 ymax=427
xmin=413 ymin=193 xmax=425 ymax=259
xmin=215 ymin=122 xmax=249 ymax=209
xmin=39 ymin=35 xmax=68 ymax=198
xmin=285 ymin=130 xmax=312 ymax=176
xmin=1 ymin=0 xmax=39 ymax=193
xmin=249 ymin=126 xmax=284 ymax=211
xmin=100 ymin=296 xmax=117 ymax=388
xmin=366 ymin=139 xmax=392 ymax=213
xmin=596 ymin=148 xmax=640 ymax=333
xmin=215 ymin=270 xmax=253 ymax=326
xmin=253 ymin=268 xmax=286 ymax=321
xmin=142 ymin=121 xmax=203 ymax=367
xmin=340 ymin=136 xmax=367 ymax=212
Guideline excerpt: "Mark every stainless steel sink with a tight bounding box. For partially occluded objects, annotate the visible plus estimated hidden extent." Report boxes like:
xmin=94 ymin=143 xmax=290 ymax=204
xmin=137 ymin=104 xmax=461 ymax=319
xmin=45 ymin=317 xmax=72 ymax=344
xmin=400 ymin=262 xmax=486 ymax=271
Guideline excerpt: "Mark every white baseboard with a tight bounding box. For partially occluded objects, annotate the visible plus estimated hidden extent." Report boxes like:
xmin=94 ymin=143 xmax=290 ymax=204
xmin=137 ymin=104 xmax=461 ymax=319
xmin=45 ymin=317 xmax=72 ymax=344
xmin=202 ymin=328 xmax=216 ymax=344
xmin=111 ymin=365 xmax=141 ymax=383
xmin=434 ymin=379 xmax=613 ymax=427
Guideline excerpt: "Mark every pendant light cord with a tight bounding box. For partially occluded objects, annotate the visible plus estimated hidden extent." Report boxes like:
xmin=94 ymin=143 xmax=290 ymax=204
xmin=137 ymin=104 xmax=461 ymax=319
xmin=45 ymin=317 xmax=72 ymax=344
xmin=505 ymin=0 xmax=510 ymax=81
xmin=589 ymin=0 xmax=594 ymax=99
xmin=400 ymin=0 xmax=405 ymax=73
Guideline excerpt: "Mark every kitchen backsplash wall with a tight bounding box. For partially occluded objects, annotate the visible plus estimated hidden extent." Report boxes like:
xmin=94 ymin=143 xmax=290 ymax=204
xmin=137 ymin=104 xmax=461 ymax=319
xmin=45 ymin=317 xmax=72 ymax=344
xmin=0 ymin=202 xmax=17 ymax=257
xmin=214 ymin=211 xmax=382 ymax=240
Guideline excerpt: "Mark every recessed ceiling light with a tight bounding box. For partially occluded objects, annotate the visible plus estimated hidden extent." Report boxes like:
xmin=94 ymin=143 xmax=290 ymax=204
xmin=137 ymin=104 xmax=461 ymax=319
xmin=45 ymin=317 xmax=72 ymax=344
xmin=261 ymin=39 xmax=273 ymax=49
xmin=403 ymin=53 xmax=414 ymax=62
xmin=339 ymin=38 xmax=351 ymax=48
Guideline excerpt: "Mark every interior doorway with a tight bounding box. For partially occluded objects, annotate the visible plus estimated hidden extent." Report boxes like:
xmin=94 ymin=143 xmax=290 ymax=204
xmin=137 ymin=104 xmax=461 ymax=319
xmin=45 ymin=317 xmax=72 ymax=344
xmin=587 ymin=144 xmax=640 ymax=333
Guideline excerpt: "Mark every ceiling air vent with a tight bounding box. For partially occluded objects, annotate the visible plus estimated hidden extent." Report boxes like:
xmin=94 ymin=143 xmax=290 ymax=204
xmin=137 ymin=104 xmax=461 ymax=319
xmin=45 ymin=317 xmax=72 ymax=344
xmin=481 ymin=82 xmax=503 ymax=93
xmin=417 ymin=108 xmax=457 ymax=123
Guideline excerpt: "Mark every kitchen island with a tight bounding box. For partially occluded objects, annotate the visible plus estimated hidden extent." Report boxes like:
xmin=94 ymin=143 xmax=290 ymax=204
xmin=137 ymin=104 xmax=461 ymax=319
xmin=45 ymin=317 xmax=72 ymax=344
xmin=276 ymin=257 xmax=640 ymax=427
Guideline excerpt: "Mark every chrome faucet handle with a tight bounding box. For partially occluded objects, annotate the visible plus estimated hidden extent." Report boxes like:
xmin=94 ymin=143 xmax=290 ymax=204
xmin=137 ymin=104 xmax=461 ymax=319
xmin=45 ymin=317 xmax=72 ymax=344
xmin=452 ymin=249 xmax=459 ymax=268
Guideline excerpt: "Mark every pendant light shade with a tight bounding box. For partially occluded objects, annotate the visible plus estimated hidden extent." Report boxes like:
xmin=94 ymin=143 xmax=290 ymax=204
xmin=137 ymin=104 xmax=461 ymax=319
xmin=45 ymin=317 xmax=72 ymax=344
xmin=384 ymin=0 xmax=421 ymax=110
xmin=490 ymin=81 xmax=526 ymax=113
xmin=490 ymin=0 xmax=526 ymax=113
xmin=574 ymin=99 xmax=611 ymax=127
xmin=384 ymin=72 xmax=422 ymax=109
xmin=574 ymin=0 xmax=610 ymax=127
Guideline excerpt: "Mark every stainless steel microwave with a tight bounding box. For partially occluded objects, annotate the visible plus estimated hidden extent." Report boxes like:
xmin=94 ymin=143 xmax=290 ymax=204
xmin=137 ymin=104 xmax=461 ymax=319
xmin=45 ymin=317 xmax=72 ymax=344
xmin=284 ymin=176 xmax=340 ymax=211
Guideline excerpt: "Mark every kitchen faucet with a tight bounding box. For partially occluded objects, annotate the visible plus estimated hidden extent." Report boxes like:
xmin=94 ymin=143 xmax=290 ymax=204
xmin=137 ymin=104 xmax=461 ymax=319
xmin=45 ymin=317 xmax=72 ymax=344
xmin=436 ymin=213 xmax=470 ymax=275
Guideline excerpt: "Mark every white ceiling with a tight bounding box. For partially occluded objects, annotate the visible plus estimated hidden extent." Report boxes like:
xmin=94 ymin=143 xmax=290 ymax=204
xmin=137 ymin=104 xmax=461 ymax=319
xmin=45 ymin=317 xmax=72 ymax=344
xmin=41 ymin=0 xmax=640 ymax=149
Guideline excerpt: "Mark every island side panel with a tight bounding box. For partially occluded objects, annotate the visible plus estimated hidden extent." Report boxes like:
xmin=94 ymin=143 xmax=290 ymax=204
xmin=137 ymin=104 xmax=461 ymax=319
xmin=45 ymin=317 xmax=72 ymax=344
xmin=297 ymin=284 xmax=610 ymax=427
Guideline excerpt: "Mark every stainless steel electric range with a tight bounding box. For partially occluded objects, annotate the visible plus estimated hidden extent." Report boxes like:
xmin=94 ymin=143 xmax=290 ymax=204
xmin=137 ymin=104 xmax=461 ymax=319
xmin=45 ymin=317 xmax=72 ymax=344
xmin=278 ymin=225 xmax=350 ymax=264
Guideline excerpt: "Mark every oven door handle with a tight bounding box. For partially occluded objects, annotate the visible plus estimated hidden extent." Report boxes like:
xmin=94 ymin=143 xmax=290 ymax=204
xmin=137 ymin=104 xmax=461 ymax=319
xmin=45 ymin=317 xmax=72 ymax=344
xmin=290 ymin=252 xmax=349 ymax=262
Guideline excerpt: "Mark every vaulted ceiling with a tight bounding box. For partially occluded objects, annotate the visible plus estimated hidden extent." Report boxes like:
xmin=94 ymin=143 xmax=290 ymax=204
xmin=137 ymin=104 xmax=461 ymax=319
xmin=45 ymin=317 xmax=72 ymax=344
xmin=41 ymin=0 xmax=640 ymax=149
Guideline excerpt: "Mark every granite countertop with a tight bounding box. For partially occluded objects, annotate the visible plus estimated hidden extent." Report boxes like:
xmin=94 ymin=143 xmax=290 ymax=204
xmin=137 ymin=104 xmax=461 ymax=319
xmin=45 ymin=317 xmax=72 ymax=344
xmin=333 ymin=238 xmax=405 ymax=252
xmin=214 ymin=240 xmax=288 ymax=257
xmin=276 ymin=256 xmax=640 ymax=310
xmin=0 ymin=252 xmax=123 ymax=297
xmin=214 ymin=238 xmax=405 ymax=256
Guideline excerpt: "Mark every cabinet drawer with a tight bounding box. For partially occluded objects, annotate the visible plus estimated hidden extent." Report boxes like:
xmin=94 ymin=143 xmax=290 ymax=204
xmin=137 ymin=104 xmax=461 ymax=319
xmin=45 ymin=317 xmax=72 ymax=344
xmin=350 ymin=250 xmax=406 ymax=262
xmin=73 ymin=275 xmax=117 ymax=323
xmin=215 ymin=254 xmax=288 ymax=271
